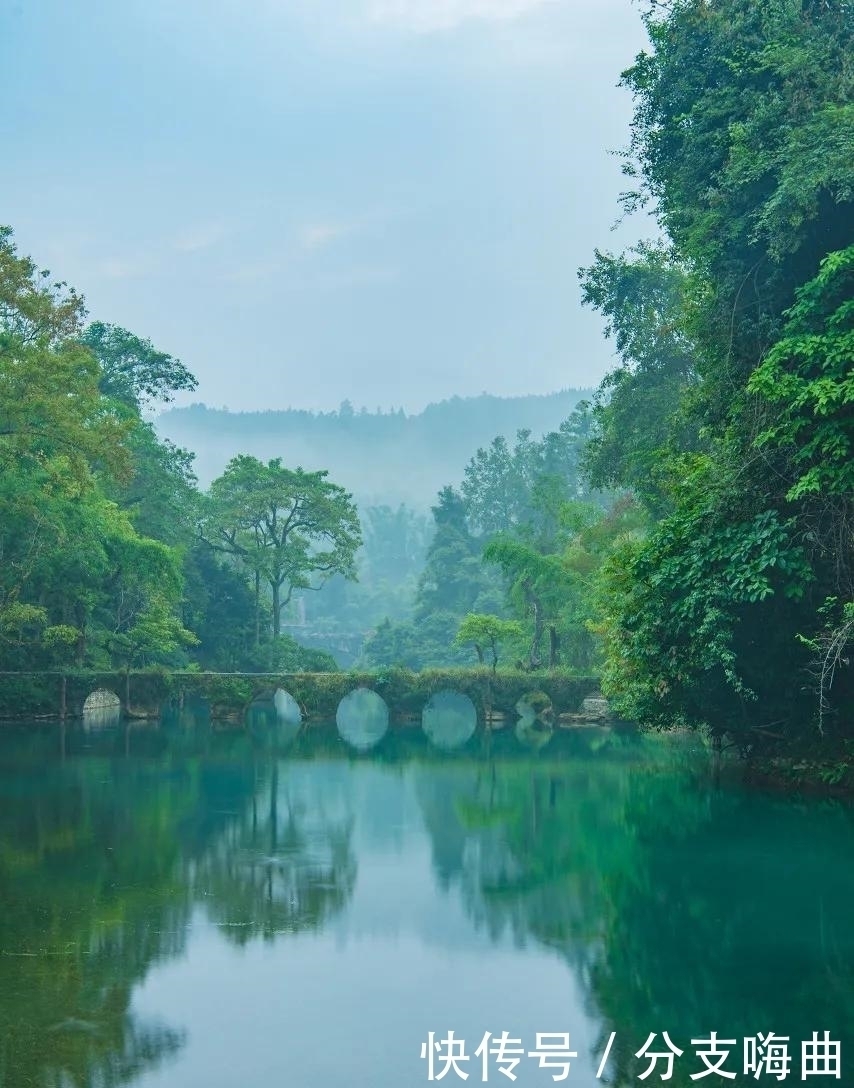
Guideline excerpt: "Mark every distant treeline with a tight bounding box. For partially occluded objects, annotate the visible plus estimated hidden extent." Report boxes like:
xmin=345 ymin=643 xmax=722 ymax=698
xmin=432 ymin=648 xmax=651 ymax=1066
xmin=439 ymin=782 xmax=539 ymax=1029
xmin=0 ymin=221 xmax=596 ymax=678
xmin=157 ymin=390 xmax=591 ymax=506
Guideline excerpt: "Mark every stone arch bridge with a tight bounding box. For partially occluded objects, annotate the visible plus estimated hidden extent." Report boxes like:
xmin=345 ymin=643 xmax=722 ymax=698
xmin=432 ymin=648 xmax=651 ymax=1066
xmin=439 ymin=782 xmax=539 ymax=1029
xmin=0 ymin=669 xmax=605 ymax=725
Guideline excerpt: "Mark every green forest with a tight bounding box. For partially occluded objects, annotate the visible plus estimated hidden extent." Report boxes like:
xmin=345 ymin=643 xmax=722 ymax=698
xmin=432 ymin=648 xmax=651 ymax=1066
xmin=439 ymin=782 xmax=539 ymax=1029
xmin=2 ymin=0 xmax=853 ymax=755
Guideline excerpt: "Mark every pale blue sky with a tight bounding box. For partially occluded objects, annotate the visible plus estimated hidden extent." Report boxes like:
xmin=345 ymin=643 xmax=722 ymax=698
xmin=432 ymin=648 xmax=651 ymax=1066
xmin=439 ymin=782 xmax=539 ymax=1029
xmin=3 ymin=0 xmax=649 ymax=411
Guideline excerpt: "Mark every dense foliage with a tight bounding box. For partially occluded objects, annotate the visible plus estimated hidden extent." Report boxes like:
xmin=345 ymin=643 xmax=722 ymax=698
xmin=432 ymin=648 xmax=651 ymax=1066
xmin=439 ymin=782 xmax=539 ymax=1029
xmin=0 ymin=228 xmax=349 ymax=674
xmin=361 ymin=0 xmax=852 ymax=747
xmin=584 ymin=0 xmax=854 ymax=743
xmin=360 ymin=416 xmax=642 ymax=673
xmin=3 ymin=0 xmax=852 ymax=748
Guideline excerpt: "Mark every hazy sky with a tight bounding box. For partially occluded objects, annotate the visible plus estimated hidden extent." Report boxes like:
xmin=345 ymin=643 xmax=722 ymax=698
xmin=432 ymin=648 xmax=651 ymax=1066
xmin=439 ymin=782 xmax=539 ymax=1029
xmin=3 ymin=0 xmax=650 ymax=412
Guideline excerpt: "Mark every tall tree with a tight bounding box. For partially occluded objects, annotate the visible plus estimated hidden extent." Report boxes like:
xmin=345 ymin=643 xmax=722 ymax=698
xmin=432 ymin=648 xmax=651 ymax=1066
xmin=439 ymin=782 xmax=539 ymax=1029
xmin=578 ymin=243 xmax=698 ymax=512
xmin=460 ymin=410 xmax=595 ymax=539
xmin=588 ymin=0 xmax=854 ymax=736
xmin=621 ymin=0 xmax=854 ymax=406
xmin=415 ymin=487 xmax=497 ymax=621
xmin=0 ymin=227 xmax=198 ymax=669
xmin=454 ymin=614 xmax=524 ymax=671
xmin=0 ymin=230 xmax=128 ymax=484
xmin=203 ymin=456 xmax=362 ymax=639
xmin=81 ymin=321 xmax=197 ymax=412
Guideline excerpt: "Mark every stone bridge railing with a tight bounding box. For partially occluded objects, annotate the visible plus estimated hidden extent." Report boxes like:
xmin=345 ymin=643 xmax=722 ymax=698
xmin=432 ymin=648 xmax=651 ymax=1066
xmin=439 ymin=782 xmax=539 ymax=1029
xmin=0 ymin=668 xmax=604 ymax=725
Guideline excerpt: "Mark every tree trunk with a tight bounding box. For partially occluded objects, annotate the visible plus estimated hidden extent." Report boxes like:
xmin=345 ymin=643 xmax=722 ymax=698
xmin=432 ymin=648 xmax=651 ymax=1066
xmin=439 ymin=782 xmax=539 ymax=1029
xmin=74 ymin=603 xmax=87 ymax=666
xmin=272 ymin=581 xmax=281 ymax=638
xmin=548 ymin=625 xmax=559 ymax=669
xmin=524 ymin=579 xmax=544 ymax=669
xmin=254 ymin=570 xmax=261 ymax=646
xmin=475 ymin=643 xmax=484 ymax=665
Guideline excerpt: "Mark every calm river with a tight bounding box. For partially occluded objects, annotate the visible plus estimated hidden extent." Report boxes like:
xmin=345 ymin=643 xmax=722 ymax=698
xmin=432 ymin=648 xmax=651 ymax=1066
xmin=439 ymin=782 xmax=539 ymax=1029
xmin=0 ymin=716 xmax=852 ymax=1087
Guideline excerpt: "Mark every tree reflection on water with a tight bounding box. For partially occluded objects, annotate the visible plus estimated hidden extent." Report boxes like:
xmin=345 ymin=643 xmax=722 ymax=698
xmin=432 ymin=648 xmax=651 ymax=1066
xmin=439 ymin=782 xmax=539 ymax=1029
xmin=0 ymin=723 xmax=852 ymax=1088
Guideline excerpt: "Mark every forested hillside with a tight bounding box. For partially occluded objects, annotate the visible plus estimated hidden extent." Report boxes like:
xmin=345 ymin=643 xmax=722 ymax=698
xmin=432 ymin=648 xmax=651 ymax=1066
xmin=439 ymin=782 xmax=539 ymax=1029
xmin=354 ymin=0 xmax=854 ymax=752
xmin=2 ymin=0 xmax=852 ymax=757
xmin=0 ymin=227 xmax=357 ymax=674
xmin=581 ymin=0 xmax=854 ymax=743
xmin=156 ymin=391 xmax=589 ymax=506
xmin=0 ymin=221 xmax=599 ymax=676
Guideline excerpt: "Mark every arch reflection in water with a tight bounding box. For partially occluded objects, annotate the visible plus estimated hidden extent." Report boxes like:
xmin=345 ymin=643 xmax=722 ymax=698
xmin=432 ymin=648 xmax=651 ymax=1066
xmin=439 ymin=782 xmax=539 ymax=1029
xmin=82 ymin=689 xmax=121 ymax=730
xmin=273 ymin=688 xmax=302 ymax=726
xmin=514 ymin=715 xmax=554 ymax=750
xmin=336 ymin=687 xmax=389 ymax=751
xmin=422 ymin=689 xmax=477 ymax=750
xmin=247 ymin=691 xmax=301 ymax=746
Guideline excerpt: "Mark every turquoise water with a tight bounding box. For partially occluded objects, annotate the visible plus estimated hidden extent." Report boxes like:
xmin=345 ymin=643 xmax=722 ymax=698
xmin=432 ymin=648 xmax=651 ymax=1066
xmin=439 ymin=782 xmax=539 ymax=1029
xmin=0 ymin=718 xmax=852 ymax=1087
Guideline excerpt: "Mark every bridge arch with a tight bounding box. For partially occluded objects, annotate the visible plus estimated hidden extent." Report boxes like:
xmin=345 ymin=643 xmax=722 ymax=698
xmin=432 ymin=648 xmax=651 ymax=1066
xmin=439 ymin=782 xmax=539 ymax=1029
xmin=336 ymin=687 xmax=389 ymax=751
xmin=422 ymin=689 xmax=477 ymax=750
xmin=82 ymin=688 xmax=122 ymax=730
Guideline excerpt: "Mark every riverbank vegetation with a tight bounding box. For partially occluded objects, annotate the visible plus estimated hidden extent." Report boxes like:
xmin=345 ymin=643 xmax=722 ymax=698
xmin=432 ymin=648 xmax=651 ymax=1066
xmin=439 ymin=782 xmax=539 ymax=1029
xmin=1 ymin=0 xmax=852 ymax=763
xmin=0 ymin=229 xmax=353 ymax=675
xmin=582 ymin=0 xmax=854 ymax=749
xmin=361 ymin=0 xmax=854 ymax=754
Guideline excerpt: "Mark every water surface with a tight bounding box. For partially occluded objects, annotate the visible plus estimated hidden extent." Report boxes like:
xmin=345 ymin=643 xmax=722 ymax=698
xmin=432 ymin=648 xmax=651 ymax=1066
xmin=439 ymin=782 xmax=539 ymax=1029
xmin=0 ymin=719 xmax=852 ymax=1087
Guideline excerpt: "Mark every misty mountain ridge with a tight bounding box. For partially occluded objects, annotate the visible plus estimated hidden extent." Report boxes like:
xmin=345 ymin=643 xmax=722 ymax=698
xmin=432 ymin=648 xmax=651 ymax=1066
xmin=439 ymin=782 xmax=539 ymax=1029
xmin=157 ymin=389 xmax=591 ymax=509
